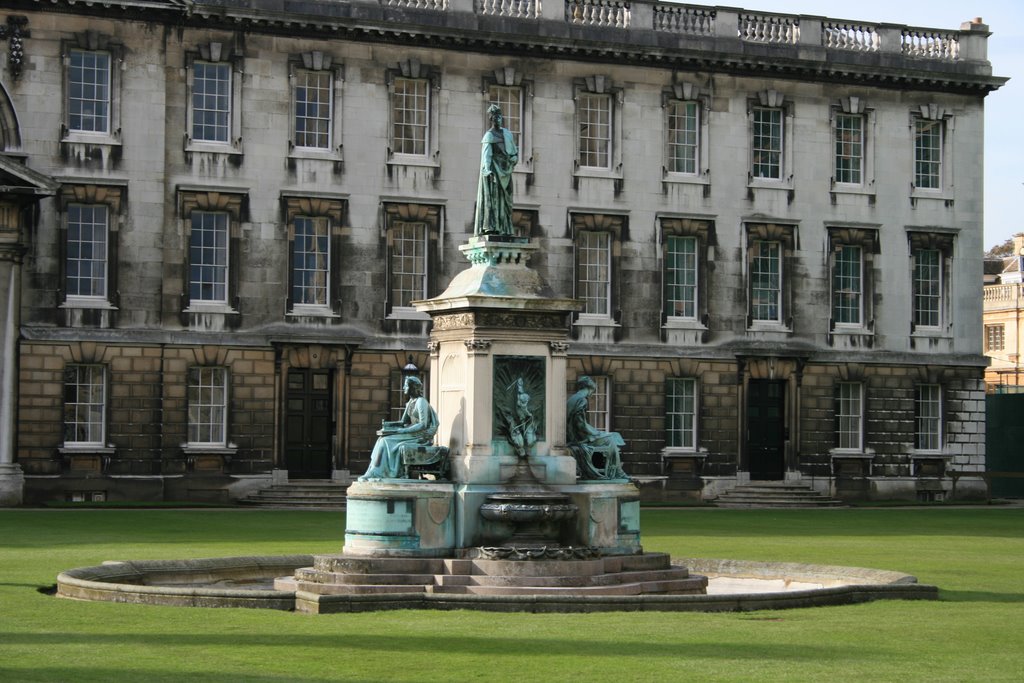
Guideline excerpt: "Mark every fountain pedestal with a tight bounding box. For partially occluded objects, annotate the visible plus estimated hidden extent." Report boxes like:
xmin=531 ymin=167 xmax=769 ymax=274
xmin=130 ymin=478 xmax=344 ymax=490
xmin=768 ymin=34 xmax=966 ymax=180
xmin=341 ymin=236 xmax=642 ymax=559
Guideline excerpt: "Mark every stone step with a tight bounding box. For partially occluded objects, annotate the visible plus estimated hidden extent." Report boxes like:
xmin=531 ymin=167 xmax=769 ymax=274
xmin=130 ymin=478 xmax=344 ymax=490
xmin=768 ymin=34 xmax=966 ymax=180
xmin=238 ymin=480 xmax=349 ymax=509
xmin=433 ymin=567 xmax=690 ymax=588
xmin=715 ymin=483 xmax=846 ymax=508
xmin=295 ymin=568 xmax=437 ymax=586
xmin=432 ymin=577 xmax=707 ymax=597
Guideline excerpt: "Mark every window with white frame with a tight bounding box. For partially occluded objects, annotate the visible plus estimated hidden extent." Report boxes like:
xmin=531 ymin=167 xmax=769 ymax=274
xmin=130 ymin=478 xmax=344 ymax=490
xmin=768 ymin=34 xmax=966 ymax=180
xmin=832 ymin=245 xmax=863 ymax=326
xmin=188 ymin=367 xmax=228 ymax=445
xmin=391 ymin=77 xmax=429 ymax=157
xmin=834 ymin=113 xmax=863 ymax=185
xmin=65 ymin=204 xmax=108 ymax=300
xmin=488 ymin=84 xmax=523 ymax=142
xmin=985 ymin=324 xmax=1005 ymax=352
xmin=914 ymin=384 xmax=941 ymax=451
xmin=383 ymin=203 xmax=440 ymax=318
xmin=577 ymin=231 xmax=611 ymax=317
xmin=665 ymin=235 xmax=698 ymax=320
xmin=913 ymin=119 xmax=942 ymax=190
xmin=578 ymin=93 xmax=612 ymax=170
xmin=912 ymin=248 xmax=942 ymax=328
xmin=63 ymin=364 xmax=106 ymax=445
xmin=389 ymin=220 xmax=427 ymax=309
xmin=827 ymin=227 xmax=877 ymax=339
xmin=291 ymin=216 xmax=330 ymax=307
xmin=587 ymin=375 xmax=611 ymax=431
xmin=294 ymin=70 xmax=333 ymax=150
xmin=283 ymin=194 xmax=345 ymax=315
xmin=191 ymin=61 xmax=231 ymax=144
xmin=68 ymin=50 xmax=110 ymax=134
xmin=189 ymin=211 xmax=229 ymax=304
xmin=751 ymin=107 xmax=783 ymax=180
xmin=750 ymin=240 xmax=782 ymax=322
xmin=667 ymin=100 xmax=699 ymax=175
xmin=835 ymin=382 xmax=863 ymax=450
xmin=666 ymin=377 xmax=697 ymax=450
xmin=63 ymin=35 xmax=124 ymax=145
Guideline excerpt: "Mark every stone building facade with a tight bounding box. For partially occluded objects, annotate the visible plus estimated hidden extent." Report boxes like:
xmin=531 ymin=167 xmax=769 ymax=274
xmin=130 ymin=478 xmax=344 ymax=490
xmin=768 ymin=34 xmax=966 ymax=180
xmin=983 ymin=235 xmax=1024 ymax=392
xmin=0 ymin=1 xmax=1004 ymax=504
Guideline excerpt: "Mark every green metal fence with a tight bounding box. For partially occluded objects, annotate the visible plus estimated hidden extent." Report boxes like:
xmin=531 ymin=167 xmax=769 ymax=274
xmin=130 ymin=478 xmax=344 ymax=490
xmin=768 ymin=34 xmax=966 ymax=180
xmin=985 ymin=394 xmax=1024 ymax=498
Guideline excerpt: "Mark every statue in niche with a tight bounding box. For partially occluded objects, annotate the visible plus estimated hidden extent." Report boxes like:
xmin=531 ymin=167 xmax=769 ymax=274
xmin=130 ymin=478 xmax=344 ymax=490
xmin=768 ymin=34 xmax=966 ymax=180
xmin=358 ymin=376 xmax=440 ymax=480
xmin=566 ymin=376 xmax=628 ymax=480
xmin=473 ymin=104 xmax=519 ymax=237
xmin=506 ymin=377 xmax=538 ymax=458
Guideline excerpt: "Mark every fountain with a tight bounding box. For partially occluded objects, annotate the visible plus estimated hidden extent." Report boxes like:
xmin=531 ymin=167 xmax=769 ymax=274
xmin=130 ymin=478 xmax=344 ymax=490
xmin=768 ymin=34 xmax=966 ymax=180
xmin=54 ymin=106 xmax=938 ymax=614
xmin=269 ymin=105 xmax=708 ymax=608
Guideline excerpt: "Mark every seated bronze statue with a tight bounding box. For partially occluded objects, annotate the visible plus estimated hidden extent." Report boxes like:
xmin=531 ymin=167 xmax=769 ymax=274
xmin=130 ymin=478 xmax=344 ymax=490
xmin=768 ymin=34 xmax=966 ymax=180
xmin=566 ymin=376 xmax=628 ymax=480
xmin=358 ymin=376 xmax=446 ymax=480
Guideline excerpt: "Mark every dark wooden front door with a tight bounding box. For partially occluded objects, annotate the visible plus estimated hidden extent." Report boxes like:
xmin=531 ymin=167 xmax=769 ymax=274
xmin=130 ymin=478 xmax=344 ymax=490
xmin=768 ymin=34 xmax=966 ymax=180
xmin=284 ymin=369 xmax=334 ymax=478
xmin=747 ymin=379 xmax=786 ymax=480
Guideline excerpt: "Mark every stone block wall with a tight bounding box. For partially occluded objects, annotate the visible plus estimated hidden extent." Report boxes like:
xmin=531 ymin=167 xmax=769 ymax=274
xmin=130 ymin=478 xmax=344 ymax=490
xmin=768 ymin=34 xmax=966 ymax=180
xmin=18 ymin=343 xmax=276 ymax=484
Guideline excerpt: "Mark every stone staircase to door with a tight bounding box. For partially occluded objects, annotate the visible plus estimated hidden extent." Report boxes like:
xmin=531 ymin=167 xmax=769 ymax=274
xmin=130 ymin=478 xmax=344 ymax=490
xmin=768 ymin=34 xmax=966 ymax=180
xmin=238 ymin=479 xmax=349 ymax=509
xmin=714 ymin=481 xmax=846 ymax=508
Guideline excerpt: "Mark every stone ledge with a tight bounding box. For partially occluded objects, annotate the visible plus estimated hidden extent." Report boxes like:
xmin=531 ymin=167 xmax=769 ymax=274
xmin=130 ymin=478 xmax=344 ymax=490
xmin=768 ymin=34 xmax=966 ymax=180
xmin=56 ymin=554 xmax=936 ymax=613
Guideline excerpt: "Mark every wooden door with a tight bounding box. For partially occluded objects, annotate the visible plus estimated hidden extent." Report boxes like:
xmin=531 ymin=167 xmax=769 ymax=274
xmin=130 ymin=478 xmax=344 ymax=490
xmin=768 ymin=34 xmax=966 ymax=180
xmin=284 ymin=369 xmax=334 ymax=478
xmin=747 ymin=379 xmax=786 ymax=480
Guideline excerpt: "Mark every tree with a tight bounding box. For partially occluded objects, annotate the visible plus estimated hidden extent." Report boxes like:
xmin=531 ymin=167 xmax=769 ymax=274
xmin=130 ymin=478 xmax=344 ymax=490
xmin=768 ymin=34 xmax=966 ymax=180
xmin=986 ymin=237 xmax=1017 ymax=258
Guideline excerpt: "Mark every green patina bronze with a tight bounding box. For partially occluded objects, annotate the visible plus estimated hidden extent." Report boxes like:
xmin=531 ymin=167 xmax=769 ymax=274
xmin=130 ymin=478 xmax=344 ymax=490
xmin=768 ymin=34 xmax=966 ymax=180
xmin=474 ymin=104 xmax=519 ymax=237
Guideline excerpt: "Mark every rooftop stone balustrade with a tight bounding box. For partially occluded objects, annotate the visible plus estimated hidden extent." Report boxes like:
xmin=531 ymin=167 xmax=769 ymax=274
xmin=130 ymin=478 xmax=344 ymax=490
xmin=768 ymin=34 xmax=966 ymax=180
xmin=164 ymin=0 xmax=1002 ymax=90
xmin=369 ymin=0 xmax=988 ymax=64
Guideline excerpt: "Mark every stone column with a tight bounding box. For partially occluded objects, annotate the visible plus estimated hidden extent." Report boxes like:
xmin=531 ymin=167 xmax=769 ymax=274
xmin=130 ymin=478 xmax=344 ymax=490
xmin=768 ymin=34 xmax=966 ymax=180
xmin=0 ymin=205 xmax=25 ymax=505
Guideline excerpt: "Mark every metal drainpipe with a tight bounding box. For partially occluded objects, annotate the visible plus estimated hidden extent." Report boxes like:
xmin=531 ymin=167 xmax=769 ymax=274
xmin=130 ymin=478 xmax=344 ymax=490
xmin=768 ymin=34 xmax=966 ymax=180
xmin=156 ymin=343 xmax=165 ymax=500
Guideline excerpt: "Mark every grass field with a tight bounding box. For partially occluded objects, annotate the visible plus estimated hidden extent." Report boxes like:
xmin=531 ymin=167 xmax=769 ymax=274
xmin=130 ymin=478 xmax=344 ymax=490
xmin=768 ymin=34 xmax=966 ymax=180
xmin=1 ymin=507 xmax=1022 ymax=682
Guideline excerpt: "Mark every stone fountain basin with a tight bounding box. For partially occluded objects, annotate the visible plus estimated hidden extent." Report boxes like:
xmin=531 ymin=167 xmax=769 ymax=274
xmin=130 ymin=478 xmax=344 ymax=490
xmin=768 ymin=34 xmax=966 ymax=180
xmin=56 ymin=555 xmax=937 ymax=613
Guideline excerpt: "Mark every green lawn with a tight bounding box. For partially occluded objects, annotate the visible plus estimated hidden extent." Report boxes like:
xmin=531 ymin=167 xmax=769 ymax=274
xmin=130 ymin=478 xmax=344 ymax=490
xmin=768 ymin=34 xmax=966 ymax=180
xmin=1 ymin=508 xmax=1022 ymax=682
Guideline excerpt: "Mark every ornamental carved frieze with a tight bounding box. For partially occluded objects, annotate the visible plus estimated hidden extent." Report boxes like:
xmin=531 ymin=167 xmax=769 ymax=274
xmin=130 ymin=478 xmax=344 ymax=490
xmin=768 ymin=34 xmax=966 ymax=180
xmin=549 ymin=341 xmax=570 ymax=354
xmin=464 ymin=339 xmax=492 ymax=352
xmin=477 ymin=311 xmax=566 ymax=330
xmin=432 ymin=313 xmax=476 ymax=331
xmin=432 ymin=311 xmax=566 ymax=331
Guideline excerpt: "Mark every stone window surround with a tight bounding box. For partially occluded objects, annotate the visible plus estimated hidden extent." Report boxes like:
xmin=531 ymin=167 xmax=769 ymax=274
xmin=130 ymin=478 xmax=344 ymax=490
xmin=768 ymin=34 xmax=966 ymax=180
xmin=659 ymin=215 xmax=714 ymax=337
xmin=60 ymin=362 xmax=109 ymax=450
xmin=829 ymin=96 xmax=876 ymax=197
xmin=177 ymin=186 xmax=248 ymax=317
xmin=385 ymin=60 xmax=441 ymax=170
xmin=288 ymin=52 xmax=344 ymax=161
xmin=60 ymin=32 xmax=123 ymax=147
xmin=184 ymin=41 xmax=244 ymax=157
xmin=907 ymin=229 xmax=956 ymax=337
xmin=56 ymin=180 xmax=126 ymax=312
xmin=382 ymin=201 xmax=444 ymax=321
xmin=661 ymin=80 xmax=710 ymax=188
xmin=482 ymin=67 xmax=535 ymax=179
xmin=184 ymin=365 xmax=232 ymax=449
xmin=569 ymin=211 xmax=626 ymax=331
xmin=746 ymin=89 xmax=794 ymax=191
xmin=665 ymin=376 xmax=698 ymax=452
xmin=913 ymin=382 xmax=943 ymax=453
xmin=909 ymin=103 xmax=955 ymax=202
xmin=572 ymin=75 xmax=624 ymax=186
xmin=282 ymin=192 xmax=348 ymax=318
xmin=744 ymin=221 xmax=797 ymax=332
xmin=826 ymin=225 xmax=879 ymax=340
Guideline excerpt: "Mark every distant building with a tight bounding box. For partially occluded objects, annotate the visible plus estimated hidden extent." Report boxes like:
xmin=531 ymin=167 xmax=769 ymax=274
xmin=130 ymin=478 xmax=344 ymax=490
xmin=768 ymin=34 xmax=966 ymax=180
xmin=983 ymin=235 xmax=1024 ymax=392
xmin=0 ymin=1 xmax=1006 ymax=505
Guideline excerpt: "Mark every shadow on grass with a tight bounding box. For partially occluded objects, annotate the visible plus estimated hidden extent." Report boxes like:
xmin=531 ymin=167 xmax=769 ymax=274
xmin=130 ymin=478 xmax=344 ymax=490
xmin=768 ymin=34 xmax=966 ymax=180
xmin=0 ymin=632 xmax=891 ymax=663
xmin=641 ymin=508 xmax=1024 ymax=539
xmin=938 ymin=589 xmax=1024 ymax=603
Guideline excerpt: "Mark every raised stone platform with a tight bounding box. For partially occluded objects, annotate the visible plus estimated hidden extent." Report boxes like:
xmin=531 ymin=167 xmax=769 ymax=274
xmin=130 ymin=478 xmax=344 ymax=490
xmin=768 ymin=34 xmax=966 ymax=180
xmin=275 ymin=551 xmax=707 ymax=604
xmin=56 ymin=555 xmax=937 ymax=614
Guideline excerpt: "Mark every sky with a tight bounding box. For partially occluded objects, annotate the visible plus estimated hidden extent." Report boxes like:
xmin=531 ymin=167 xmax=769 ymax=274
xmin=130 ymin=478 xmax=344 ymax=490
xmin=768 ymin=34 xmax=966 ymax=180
xmin=689 ymin=1 xmax=1023 ymax=250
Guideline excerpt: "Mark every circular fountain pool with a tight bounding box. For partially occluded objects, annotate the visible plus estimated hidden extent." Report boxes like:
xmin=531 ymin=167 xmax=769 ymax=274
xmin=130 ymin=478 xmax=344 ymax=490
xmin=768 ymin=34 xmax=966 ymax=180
xmin=56 ymin=554 xmax=936 ymax=613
